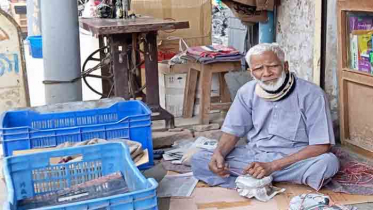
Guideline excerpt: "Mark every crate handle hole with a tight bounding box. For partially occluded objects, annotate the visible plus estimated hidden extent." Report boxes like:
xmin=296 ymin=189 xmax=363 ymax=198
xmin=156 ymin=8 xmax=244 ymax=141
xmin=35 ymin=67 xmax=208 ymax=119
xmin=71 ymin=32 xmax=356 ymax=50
xmin=50 ymin=154 xmax=83 ymax=165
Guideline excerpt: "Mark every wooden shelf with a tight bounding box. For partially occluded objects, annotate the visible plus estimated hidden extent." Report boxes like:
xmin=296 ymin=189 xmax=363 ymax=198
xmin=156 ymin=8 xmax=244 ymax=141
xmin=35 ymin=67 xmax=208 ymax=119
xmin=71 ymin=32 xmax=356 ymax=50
xmin=342 ymin=68 xmax=373 ymax=77
xmin=338 ymin=0 xmax=373 ymax=153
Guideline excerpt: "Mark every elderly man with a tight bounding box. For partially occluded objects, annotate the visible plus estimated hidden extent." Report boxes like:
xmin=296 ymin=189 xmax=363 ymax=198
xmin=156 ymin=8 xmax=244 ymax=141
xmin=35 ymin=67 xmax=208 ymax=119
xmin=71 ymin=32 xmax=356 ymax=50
xmin=191 ymin=43 xmax=340 ymax=191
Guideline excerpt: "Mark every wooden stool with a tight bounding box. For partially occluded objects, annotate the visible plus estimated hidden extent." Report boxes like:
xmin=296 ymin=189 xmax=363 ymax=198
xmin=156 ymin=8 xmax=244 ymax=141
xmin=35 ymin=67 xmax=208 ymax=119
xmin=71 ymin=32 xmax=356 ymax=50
xmin=182 ymin=61 xmax=241 ymax=124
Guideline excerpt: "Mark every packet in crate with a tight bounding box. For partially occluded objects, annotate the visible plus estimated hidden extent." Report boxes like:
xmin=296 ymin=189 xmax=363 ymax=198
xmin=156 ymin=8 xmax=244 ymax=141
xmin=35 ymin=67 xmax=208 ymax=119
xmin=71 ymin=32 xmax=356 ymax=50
xmin=18 ymin=172 xmax=129 ymax=209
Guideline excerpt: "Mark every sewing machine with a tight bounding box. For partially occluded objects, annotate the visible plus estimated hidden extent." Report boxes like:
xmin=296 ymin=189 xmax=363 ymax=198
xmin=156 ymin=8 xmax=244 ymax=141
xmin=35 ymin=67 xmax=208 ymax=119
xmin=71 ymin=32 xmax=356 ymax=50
xmin=122 ymin=0 xmax=131 ymax=18
xmin=96 ymin=0 xmax=132 ymax=19
xmin=80 ymin=8 xmax=189 ymax=128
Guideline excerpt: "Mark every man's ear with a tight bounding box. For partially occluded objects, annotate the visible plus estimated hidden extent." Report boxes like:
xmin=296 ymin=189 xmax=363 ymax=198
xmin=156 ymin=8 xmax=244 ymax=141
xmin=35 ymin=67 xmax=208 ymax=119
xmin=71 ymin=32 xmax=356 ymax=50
xmin=284 ymin=61 xmax=289 ymax=73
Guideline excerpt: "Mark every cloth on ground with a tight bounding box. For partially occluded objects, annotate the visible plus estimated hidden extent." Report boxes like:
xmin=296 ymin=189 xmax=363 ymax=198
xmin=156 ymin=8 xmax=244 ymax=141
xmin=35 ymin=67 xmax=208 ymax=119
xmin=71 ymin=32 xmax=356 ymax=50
xmin=56 ymin=138 xmax=144 ymax=163
xmin=289 ymin=193 xmax=357 ymax=210
xmin=326 ymin=147 xmax=373 ymax=195
xmin=235 ymin=175 xmax=285 ymax=202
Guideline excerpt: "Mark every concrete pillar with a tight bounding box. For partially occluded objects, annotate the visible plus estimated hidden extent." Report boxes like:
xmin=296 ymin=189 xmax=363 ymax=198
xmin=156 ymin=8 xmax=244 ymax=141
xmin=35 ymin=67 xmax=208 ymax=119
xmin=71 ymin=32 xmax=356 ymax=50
xmin=41 ymin=0 xmax=82 ymax=104
xmin=259 ymin=11 xmax=275 ymax=43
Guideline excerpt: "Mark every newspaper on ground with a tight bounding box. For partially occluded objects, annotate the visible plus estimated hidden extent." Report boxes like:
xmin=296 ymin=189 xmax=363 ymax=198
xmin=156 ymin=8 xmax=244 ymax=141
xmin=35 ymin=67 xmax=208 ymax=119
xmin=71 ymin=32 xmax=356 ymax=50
xmin=162 ymin=140 xmax=194 ymax=161
xmin=157 ymin=172 xmax=199 ymax=198
xmin=162 ymin=137 xmax=218 ymax=163
xmin=193 ymin=136 xmax=218 ymax=150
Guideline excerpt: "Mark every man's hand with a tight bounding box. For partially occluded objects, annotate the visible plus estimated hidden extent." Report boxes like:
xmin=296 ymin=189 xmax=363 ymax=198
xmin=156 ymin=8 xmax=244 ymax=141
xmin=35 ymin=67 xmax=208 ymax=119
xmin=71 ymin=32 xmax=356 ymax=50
xmin=243 ymin=162 xmax=276 ymax=179
xmin=209 ymin=152 xmax=230 ymax=177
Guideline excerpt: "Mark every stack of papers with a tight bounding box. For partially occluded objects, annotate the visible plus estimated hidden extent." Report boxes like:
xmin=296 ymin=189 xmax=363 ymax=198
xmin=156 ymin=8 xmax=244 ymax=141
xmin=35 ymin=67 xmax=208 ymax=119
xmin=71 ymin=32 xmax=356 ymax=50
xmin=157 ymin=172 xmax=199 ymax=197
xmin=162 ymin=137 xmax=218 ymax=165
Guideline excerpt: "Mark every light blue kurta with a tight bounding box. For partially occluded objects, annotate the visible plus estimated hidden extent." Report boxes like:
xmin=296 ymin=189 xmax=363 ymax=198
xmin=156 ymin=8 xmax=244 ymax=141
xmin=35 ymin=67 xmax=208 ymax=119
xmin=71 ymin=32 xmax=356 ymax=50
xmin=191 ymin=75 xmax=340 ymax=190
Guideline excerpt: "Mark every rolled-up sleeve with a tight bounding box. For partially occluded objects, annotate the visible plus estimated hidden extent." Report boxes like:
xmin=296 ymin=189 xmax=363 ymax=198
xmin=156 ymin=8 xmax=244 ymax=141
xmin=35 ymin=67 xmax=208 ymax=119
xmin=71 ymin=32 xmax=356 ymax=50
xmin=305 ymin=93 xmax=335 ymax=145
xmin=221 ymin=89 xmax=253 ymax=138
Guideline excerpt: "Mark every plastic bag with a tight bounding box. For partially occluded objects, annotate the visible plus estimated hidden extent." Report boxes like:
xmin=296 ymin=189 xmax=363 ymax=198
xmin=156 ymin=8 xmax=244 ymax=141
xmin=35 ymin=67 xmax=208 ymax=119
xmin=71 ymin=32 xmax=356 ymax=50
xmin=82 ymin=0 xmax=98 ymax=18
xmin=168 ymin=36 xmax=190 ymax=65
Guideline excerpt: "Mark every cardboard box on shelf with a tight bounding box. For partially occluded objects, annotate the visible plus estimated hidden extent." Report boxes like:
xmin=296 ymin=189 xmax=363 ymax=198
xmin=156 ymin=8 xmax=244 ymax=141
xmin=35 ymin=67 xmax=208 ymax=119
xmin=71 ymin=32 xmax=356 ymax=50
xmin=140 ymin=62 xmax=222 ymax=117
xmin=159 ymin=92 xmax=218 ymax=118
xmin=158 ymin=70 xmax=220 ymax=118
xmin=158 ymin=62 xmax=190 ymax=74
xmin=158 ymin=71 xmax=220 ymax=98
xmin=255 ymin=0 xmax=275 ymax=11
xmin=140 ymin=62 xmax=191 ymax=94
xmin=222 ymin=0 xmax=268 ymax=23
xmin=229 ymin=0 xmax=275 ymax=11
xmin=130 ymin=0 xmax=212 ymax=54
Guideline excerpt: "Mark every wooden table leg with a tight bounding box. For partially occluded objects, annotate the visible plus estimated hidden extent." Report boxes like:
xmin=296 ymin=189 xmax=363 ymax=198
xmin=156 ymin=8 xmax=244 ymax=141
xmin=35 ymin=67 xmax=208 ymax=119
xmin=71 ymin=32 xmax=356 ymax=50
xmin=144 ymin=32 xmax=160 ymax=106
xmin=99 ymin=35 xmax=112 ymax=97
xmin=144 ymin=31 xmax=175 ymax=128
xmin=183 ymin=67 xmax=199 ymax=118
xmin=110 ymin=34 xmax=130 ymax=100
xmin=199 ymin=65 xmax=213 ymax=125
xmin=131 ymin=33 xmax=145 ymax=99
xmin=219 ymin=72 xmax=231 ymax=103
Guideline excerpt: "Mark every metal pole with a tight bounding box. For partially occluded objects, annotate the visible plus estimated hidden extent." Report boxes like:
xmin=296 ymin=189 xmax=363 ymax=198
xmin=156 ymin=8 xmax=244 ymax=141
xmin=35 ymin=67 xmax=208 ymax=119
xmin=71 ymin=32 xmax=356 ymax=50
xmin=41 ymin=0 xmax=82 ymax=104
xmin=259 ymin=11 xmax=275 ymax=43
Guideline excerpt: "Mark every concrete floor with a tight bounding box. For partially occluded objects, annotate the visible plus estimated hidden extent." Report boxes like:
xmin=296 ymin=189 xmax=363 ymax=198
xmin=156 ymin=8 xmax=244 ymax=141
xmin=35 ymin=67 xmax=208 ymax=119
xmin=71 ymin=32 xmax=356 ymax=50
xmin=141 ymin=150 xmax=373 ymax=210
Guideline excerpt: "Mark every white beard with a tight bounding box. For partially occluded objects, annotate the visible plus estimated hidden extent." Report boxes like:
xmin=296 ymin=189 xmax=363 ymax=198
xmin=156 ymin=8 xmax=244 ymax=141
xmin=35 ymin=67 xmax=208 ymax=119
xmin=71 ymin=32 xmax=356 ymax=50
xmin=253 ymin=71 xmax=287 ymax=92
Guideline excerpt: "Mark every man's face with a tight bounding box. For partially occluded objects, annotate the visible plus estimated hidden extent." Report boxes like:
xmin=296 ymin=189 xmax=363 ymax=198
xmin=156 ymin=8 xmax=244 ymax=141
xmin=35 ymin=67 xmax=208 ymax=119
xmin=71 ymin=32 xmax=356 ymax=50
xmin=249 ymin=51 xmax=287 ymax=86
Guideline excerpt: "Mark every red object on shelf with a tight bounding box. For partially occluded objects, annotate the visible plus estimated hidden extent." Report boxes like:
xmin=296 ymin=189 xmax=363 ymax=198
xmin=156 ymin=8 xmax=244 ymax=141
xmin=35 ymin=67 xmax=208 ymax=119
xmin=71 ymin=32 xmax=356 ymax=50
xmin=158 ymin=50 xmax=177 ymax=61
xmin=140 ymin=51 xmax=177 ymax=68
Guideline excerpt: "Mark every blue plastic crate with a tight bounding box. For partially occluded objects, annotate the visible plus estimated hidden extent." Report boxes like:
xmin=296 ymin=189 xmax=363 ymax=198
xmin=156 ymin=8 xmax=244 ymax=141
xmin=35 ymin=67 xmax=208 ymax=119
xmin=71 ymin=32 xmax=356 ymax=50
xmin=3 ymin=142 xmax=158 ymax=210
xmin=0 ymin=100 xmax=154 ymax=169
xmin=27 ymin=36 xmax=43 ymax=58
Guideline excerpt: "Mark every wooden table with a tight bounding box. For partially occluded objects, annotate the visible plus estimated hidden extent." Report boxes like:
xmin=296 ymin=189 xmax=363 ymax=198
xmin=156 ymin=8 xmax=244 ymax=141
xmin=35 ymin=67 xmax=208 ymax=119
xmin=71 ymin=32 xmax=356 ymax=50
xmin=79 ymin=17 xmax=189 ymax=128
